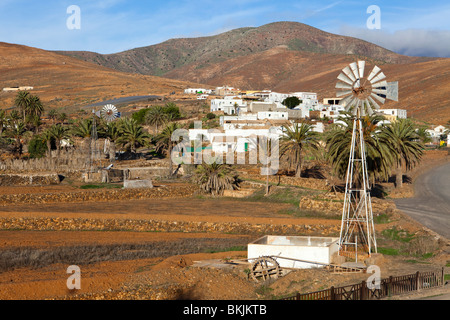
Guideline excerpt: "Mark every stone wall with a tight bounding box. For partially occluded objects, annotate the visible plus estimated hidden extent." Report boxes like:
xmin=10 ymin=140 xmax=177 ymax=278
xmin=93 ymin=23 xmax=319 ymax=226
xmin=0 ymin=185 xmax=195 ymax=205
xmin=244 ymin=174 xmax=328 ymax=190
xmin=0 ymin=173 xmax=61 ymax=186
xmin=0 ymin=216 xmax=341 ymax=237
xmin=299 ymin=193 xmax=396 ymax=217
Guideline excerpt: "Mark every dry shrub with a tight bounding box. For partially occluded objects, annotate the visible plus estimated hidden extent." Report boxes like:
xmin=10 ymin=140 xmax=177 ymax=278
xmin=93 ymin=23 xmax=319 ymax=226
xmin=404 ymin=236 xmax=440 ymax=257
xmin=0 ymin=237 xmax=248 ymax=272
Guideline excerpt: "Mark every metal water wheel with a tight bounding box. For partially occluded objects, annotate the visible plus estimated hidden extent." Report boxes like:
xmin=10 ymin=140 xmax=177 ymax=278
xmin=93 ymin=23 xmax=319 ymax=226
xmin=250 ymin=256 xmax=282 ymax=282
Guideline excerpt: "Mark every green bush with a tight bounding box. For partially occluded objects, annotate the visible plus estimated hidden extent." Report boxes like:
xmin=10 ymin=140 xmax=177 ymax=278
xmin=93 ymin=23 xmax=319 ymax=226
xmin=163 ymin=104 xmax=181 ymax=119
xmin=132 ymin=108 xmax=150 ymax=125
xmin=28 ymin=136 xmax=47 ymax=159
xmin=282 ymin=96 xmax=301 ymax=109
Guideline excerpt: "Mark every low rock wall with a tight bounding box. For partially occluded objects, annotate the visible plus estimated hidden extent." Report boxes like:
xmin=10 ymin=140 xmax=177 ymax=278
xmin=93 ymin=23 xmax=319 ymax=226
xmin=244 ymin=174 xmax=328 ymax=190
xmin=0 ymin=185 xmax=194 ymax=205
xmin=0 ymin=216 xmax=341 ymax=237
xmin=0 ymin=174 xmax=61 ymax=186
xmin=299 ymin=193 xmax=396 ymax=216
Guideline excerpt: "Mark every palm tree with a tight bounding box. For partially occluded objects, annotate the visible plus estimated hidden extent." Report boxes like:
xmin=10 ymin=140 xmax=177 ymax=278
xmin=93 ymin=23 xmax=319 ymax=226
xmin=0 ymin=110 xmax=7 ymax=135
xmin=280 ymin=122 xmax=319 ymax=177
xmin=57 ymin=112 xmax=68 ymax=124
xmin=40 ymin=128 xmax=54 ymax=160
xmin=70 ymin=117 xmax=96 ymax=154
xmin=71 ymin=118 xmax=93 ymax=138
xmin=8 ymin=110 xmax=22 ymax=125
xmin=26 ymin=114 xmax=42 ymax=133
xmin=145 ymin=106 xmax=168 ymax=133
xmin=378 ymin=119 xmax=424 ymax=188
xmin=14 ymin=91 xmax=30 ymax=122
xmin=116 ymin=118 xmax=150 ymax=154
xmin=256 ymin=135 xmax=279 ymax=195
xmin=26 ymin=95 xmax=44 ymax=119
xmin=48 ymin=109 xmax=59 ymax=124
xmin=194 ymin=161 xmax=241 ymax=197
xmin=6 ymin=121 xmax=28 ymax=157
xmin=49 ymin=124 xmax=70 ymax=163
xmin=102 ymin=120 xmax=122 ymax=161
xmin=326 ymin=114 xmax=394 ymax=185
xmin=416 ymin=127 xmax=432 ymax=144
xmin=155 ymin=122 xmax=182 ymax=176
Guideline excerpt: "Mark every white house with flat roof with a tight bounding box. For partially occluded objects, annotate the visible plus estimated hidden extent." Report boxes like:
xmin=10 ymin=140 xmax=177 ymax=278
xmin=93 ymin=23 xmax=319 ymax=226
xmin=184 ymin=88 xmax=212 ymax=94
xmin=379 ymin=109 xmax=407 ymax=119
xmin=211 ymin=98 xmax=246 ymax=115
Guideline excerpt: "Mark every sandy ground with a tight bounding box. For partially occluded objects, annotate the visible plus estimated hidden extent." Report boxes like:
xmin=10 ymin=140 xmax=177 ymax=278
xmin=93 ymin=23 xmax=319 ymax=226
xmin=0 ymin=149 xmax=448 ymax=301
xmin=0 ymin=193 xmax=447 ymax=301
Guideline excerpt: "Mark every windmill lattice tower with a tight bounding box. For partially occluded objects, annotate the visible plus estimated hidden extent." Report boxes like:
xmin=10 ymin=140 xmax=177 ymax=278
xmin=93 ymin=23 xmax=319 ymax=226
xmin=87 ymin=109 xmax=101 ymax=173
xmin=87 ymin=104 xmax=120 ymax=172
xmin=335 ymin=61 xmax=398 ymax=259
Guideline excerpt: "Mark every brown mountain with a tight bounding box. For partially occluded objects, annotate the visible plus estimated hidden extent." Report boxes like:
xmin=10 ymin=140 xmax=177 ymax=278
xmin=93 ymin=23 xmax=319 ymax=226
xmin=0 ymin=42 xmax=202 ymax=113
xmin=56 ymin=21 xmax=413 ymax=76
xmin=55 ymin=21 xmax=450 ymax=124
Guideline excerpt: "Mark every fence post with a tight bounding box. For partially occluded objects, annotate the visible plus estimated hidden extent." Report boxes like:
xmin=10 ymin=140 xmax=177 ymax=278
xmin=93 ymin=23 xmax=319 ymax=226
xmin=296 ymin=292 xmax=300 ymax=300
xmin=388 ymin=276 xmax=393 ymax=297
xmin=442 ymin=267 xmax=445 ymax=287
xmin=416 ymin=271 xmax=420 ymax=291
xmin=330 ymin=286 xmax=335 ymax=300
xmin=361 ymin=281 xmax=367 ymax=300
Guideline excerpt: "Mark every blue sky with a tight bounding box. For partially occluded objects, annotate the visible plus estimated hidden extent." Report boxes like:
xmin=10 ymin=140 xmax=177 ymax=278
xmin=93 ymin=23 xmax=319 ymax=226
xmin=0 ymin=0 xmax=449 ymax=57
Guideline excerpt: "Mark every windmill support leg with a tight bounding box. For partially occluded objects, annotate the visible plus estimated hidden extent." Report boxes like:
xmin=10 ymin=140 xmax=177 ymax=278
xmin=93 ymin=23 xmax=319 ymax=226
xmin=338 ymin=117 xmax=377 ymax=259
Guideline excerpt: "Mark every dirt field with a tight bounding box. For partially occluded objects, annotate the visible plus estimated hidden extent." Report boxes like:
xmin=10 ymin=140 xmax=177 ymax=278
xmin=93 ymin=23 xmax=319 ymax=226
xmin=0 ymin=190 xmax=448 ymax=301
xmin=0 ymin=149 xmax=449 ymax=301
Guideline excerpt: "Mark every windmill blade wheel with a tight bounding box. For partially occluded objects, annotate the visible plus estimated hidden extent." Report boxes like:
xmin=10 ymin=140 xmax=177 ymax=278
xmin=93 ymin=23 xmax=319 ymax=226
xmin=250 ymin=256 xmax=282 ymax=282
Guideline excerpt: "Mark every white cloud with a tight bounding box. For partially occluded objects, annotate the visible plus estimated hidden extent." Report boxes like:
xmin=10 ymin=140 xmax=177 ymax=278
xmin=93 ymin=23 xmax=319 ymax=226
xmin=338 ymin=25 xmax=450 ymax=58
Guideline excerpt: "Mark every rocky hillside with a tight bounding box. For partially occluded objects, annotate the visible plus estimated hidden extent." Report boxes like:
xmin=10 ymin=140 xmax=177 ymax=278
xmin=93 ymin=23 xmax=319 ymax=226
xmin=54 ymin=21 xmax=450 ymax=124
xmin=0 ymin=42 xmax=202 ymax=112
xmin=55 ymin=21 xmax=414 ymax=77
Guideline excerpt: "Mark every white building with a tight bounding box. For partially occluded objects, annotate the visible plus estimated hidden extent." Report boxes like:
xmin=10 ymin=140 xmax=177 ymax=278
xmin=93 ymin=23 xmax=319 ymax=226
xmin=257 ymin=111 xmax=289 ymax=120
xmin=252 ymin=91 xmax=272 ymax=100
xmin=379 ymin=109 xmax=407 ymax=119
xmin=426 ymin=125 xmax=449 ymax=144
xmin=189 ymin=126 xmax=284 ymax=154
xmin=433 ymin=125 xmax=447 ymax=134
xmin=184 ymin=88 xmax=212 ymax=94
xmin=292 ymin=92 xmax=318 ymax=100
xmin=197 ymin=94 xmax=209 ymax=100
xmin=267 ymin=92 xmax=290 ymax=104
xmin=3 ymin=86 xmax=34 ymax=92
xmin=211 ymin=98 xmax=246 ymax=115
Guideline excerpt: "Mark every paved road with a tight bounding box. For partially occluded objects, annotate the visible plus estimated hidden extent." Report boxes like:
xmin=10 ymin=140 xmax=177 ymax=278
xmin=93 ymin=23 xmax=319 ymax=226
xmin=394 ymin=161 xmax=450 ymax=239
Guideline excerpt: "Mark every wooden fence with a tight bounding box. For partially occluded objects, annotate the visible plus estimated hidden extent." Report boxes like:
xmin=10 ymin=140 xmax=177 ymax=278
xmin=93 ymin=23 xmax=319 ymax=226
xmin=282 ymin=268 xmax=446 ymax=300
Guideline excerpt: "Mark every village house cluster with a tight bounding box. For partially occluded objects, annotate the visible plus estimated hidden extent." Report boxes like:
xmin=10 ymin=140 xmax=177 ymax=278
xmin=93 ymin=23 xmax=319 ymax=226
xmin=184 ymin=86 xmax=429 ymax=155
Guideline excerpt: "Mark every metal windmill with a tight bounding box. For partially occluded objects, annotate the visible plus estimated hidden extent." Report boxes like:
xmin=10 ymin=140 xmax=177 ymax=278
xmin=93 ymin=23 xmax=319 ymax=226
xmin=335 ymin=61 xmax=398 ymax=259
xmin=87 ymin=104 xmax=120 ymax=172
xmin=101 ymin=104 xmax=120 ymax=164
